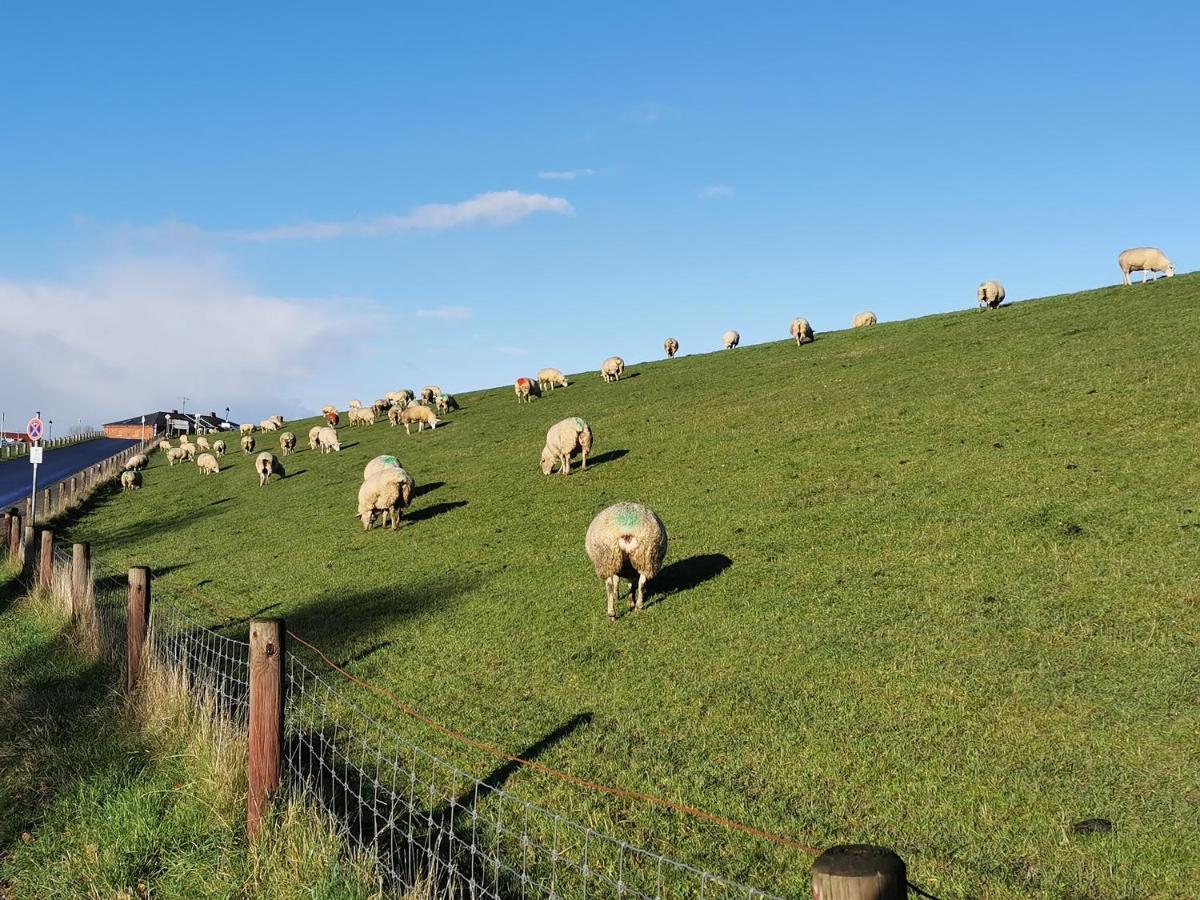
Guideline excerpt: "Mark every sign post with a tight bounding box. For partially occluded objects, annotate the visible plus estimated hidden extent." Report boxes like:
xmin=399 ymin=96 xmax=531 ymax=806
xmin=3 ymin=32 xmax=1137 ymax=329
xmin=27 ymin=417 xmax=43 ymax=525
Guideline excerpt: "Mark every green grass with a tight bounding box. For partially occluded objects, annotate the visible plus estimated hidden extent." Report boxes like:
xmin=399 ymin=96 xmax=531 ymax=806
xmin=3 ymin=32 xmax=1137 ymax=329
xmin=0 ymin=565 xmax=385 ymax=899
xmin=56 ymin=275 xmax=1200 ymax=897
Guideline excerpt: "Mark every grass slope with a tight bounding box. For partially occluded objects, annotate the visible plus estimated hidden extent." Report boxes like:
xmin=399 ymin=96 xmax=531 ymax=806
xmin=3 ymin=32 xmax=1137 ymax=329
xmin=60 ymin=276 xmax=1200 ymax=897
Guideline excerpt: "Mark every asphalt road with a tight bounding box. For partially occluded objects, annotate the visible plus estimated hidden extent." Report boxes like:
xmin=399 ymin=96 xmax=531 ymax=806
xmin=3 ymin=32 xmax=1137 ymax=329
xmin=0 ymin=438 xmax=138 ymax=512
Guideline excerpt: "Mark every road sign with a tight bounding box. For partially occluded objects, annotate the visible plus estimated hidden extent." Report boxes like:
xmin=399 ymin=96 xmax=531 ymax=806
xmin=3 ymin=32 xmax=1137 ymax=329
xmin=27 ymin=417 xmax=43 ymax=441
xmin=29 ymin=446 xmax=43 ymax=464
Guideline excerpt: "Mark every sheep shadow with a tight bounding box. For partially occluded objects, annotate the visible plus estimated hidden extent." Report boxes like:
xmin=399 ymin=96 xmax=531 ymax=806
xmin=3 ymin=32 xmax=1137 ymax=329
xmin=406 ymin=501 xmax=468 ymax=524
xmin=648 ymin=554 xmax=733 ymax=603
xmin=413 ymin=481 xmax=444 ymax=498
xmin=285 ymin=469 xmax=307 ymax=479
xmin=586 ymin=449 xmax=629 ymax=469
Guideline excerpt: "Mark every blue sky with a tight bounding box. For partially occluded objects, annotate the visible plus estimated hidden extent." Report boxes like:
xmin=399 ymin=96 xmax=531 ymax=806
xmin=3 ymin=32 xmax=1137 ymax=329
xmin=2 ymin=2 xmax=1197 ymax=427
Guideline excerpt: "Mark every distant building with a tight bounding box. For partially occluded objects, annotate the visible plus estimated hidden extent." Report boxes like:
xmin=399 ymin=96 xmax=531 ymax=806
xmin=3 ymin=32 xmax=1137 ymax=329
xmin=0 ymin=431 xmax=33 ymax=445
xmin=103 ymin=410 xmax=239 ymax=440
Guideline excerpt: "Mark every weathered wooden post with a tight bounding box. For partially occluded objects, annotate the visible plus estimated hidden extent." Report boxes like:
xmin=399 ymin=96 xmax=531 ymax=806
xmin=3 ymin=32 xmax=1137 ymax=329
xmin=72 ymin=542 xmax=91 ymax=621
xmin=126 ymin=567 xmax=151 ymax=694
xmin=8 ymin=512 xmax=21 ymax=560
xmin=1 ymin=511 xmax=11 ymax=556
xmin=41 ymin=488 xmax=51 ymax=518
xmin=38 ymin=529 xmax=54 ymax=589
xmin=247 ymin=618 xmax=286 ymax=838
xmin=21 ymin=525 xmax=36 ymax=579
xmin=811 ymin=845 xmax=906 ymax=900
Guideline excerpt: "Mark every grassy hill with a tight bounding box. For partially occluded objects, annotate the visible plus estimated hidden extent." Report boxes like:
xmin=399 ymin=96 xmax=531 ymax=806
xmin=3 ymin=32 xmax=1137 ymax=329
xmin=59 ymin=275 xmax=1200 ymax=897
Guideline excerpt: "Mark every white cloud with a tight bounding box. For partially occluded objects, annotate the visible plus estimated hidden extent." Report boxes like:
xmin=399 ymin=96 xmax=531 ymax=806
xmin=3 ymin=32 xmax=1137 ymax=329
xmin=221 ymin=190 xmax=573 ymax=242
xmin=0 ymin=258 xmax=379 ymax=426
xmin=415 ymin=306 xmax=472 ymax=321
xmin=494 ymin=346 xmax=528 ymax=357
xmin=537 ymin=169 xmax=596 ymax=181
xmin=701 ymin=184 xmax=736 ymax=199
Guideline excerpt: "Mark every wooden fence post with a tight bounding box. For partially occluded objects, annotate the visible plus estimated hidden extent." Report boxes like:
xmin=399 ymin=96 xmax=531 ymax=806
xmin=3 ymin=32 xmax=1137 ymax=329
xmin=2 ymin=511 xmax=11 ymax=557
xmin=72 ymin=542 xmax=91 ymax=621
xmin=811 ymin=845 xmax=906 ymax=900
xmin=21 ymin=525 xmax=35 ymax=579
xmin=8 ymin=512 xmax=21 ymax=560
xmin=126 ymin=567 xmax=151 ymax=694
xmin=38 ymin=529 xmax=54 ymax=589
xmin=247 ymin=618 xmax=286 ymax=838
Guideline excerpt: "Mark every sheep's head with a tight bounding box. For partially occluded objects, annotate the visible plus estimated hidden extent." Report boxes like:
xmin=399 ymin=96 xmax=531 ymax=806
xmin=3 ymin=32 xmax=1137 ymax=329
xmin=540 ymin=447 xmax=556 ymax=475
xmin=1165 ymin=264 xmax=1175 ymax=277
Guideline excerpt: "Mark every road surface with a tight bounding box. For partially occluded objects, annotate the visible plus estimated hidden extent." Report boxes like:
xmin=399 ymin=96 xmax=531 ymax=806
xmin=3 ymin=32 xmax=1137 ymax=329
xmin=0 ymin=438 xmax=138 ymax=512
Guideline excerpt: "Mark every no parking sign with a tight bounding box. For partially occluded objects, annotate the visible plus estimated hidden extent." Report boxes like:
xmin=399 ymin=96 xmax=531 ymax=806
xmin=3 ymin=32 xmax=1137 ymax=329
xmin=27 ymin=417 xmax=43 ymax=441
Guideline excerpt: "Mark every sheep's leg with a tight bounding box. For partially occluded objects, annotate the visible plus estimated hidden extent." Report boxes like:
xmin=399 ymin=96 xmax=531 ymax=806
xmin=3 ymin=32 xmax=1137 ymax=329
xmin=581 ymin=447 xmax=587 ymax=470
xmin=606 ymin=576 xmax=619 ymax=621
xmin=562 ymin=453 xmax=570 ymax=475
xmin=634 ymin=573 xmax=647 ymax=611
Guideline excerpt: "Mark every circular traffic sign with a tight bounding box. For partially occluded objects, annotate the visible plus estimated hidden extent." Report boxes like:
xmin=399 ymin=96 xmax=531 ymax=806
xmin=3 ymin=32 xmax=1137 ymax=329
xmin=27 ymin=418 xmax=43 ymax=441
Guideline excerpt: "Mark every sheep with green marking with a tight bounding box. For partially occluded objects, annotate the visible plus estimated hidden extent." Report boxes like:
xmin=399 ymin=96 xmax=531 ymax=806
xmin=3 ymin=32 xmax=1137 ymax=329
xmin=585 ymin=502 xmax=668 ymax=621
xmin=356 ymin=467 xmax=415 ymax=531
xmin=541 ymin=417 xmax=593 ymax=475
xmin=363 ymin=454 xmax=403 ymax=481
xmin=436 ymin=392 xmax=459 ymax=413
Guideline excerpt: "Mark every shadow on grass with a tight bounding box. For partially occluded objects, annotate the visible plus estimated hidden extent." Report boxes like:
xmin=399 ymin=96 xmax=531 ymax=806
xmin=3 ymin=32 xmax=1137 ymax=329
xmin=413 ymin=481 xmax=444 ymax=499
xmin=649 ymin=554 xmax=733 ymax=602
xmin=406 ymin=501 xmax=468 ymax=524
xmin=586 ymin=449 xmax=629 ymax=468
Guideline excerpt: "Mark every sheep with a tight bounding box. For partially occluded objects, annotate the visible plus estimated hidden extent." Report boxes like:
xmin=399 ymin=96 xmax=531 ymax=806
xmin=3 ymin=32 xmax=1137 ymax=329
xmin=317 ymin=426 xmax=341 ymax=453
xmin=157 ymin=439 xmax=172 ymax=453
xmin=240 ymin=423 xmax=254 ymax=435
xmin=325 ymin=410 xmax=340 ymax=427
xmin=386 ymin=390 xmax=414 ymax=407
xmin=193 ymin=436 xmax=209 ymax=452
xmin=308 ymin=425 xmax=323 ymax=450
xmin=388 ymin=405 xmax=404 ymax=427
xmin=269 ymin=415 xmax=284 ymax=426
xmin=436 ymin=392 xmax=459 ymax=413
xmin=723 ymin=330 xmax=740 ymax=349
xmin=600 ymin=356 xmax=625 ymax=383
xmin=790 ymin=318 xmax=814 ymax=346
xmin=259 ymin=418 xmax=280 ymax=432
xmin=363 ymin=454 xmax=402 ymax=482
xmin=977 ymin=281 xmax=1005 ymax=310
xmin=279 ymin=431 xmax=297 ymax=456
xmin=1119 ymin=247 xmax=1174 ymax=285
xmin=212 ymin=439 xmax=227 ymax=457
xmin=321 ymin=405 xmax=338 ymax=416
xmin=120 ymin=469 xmax=142 ymax=491
xmin=541 ymin=417 xmax=593 ymax=475
xmin=178 ymin=442 xmax=196 ymax=461
xmin=399 ymin=404 xmax=441 ymax=433
xmin=664 ymin=338 xmax=679 ymax=358
xmin=852 ymin=311 xmax=877 ymax=328
xmin=372 ymin=398 xmax=391 ymax=416
xmin=124 ymin=453 xmax=149 ymax=471
xmin=515 ymin=377 xmax=534 ymax=403
xmin=421 ymin=386 xmax=441 ymax=404
xmin=241 ymin=434 xmax=256 ymax=454
xmin=167 ymin=447 xmax=186 ymax=466
xmin=349 ymin=406 xmax=377 ymax=426
xmin=255 ymin=451 xmax=285 ymax=486
xmin=356 ymin=467 xmax=415 ymax=531
xmin=537 ymin=368 xmax=569 ymax=392
xmin=348 ymin=399 xmax=363 ymax=410
xmin=585 ymin=502 xmax=668 ymax=621
xmin=196 ymin=452 xmax=220 ymax=475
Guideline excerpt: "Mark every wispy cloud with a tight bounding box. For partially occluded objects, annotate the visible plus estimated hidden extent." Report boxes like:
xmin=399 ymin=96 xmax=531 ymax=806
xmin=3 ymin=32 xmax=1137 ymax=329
xmin=537 ymin=169 xmax=596 ymax=181
xmin=494 ymin=346 xmax=528 ymax=357
xmin=701 ymin=184 xmax=736 ymax=199
xmin=415 ymin=306 xmax=472 ymax=321
xmin=628 ymin=101 xmax=670 ymax=123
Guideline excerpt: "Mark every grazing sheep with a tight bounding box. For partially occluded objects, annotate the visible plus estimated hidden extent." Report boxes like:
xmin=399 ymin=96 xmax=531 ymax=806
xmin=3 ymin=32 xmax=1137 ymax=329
xmin=196 ymin=452 xmax=220 ymax=475
xmin=317 ymin=426 xmax=341 ymax=453
xmin=270 ymin=415 xmax=284 ymax=425
xmin=212 ymin=439 xmax=227 ymax=457
xmin=196 ymin=436 xmax=211 ymax=451
xmin=349 ymin=406 xmax=377 ymax=426
xmin=515 ymin=377 xmax=534 ymax=403
xmin=1119 ymin=247 xmax=1174 ymax=285
xmin=120 ymin=469 xmax=142 ymax=491
xmin=585 ymin=502 xmax=668 ymax=621
xmin=388 ymin=405 xmax=404 ymax=427
xmin=852 ymin=311 xmax=877 ymax=328
xmin=124 ymin=453 xmax=149 ymax=471
xmin=600 ymin=356 xmax=625 ymax=383
xmin=386 ymin=390 xmax=414 ymax=407
xmin=723 ymin=330 xmax=740 ymax=349
xmin=790 ymin=318 xmax=814 ymax=346
xmin=977 ymin=281 xmax=1005 ymax=309
xmin=372 ymin=398 xmax=391 ymax=416
xmin=240 ymin=423 xmax=254 ymax=435
xmin=255 ymin=451 xmax=285 ymax=486
xmin=421 ymin=386 xmax=441 ymax=404
xmin=664 ymin=338 xmax=679 ymax=358
xmin=348 ymin=399 xmax=363 ymax=410
xmin=537 ymin=368 xmax=569 ymax=392
xmin=157 ymin=439 xmax=172 ymax=453
xmin=356 ymin=467 xmax=415 ymax=531
xmin=399 ymin=404 xmax=441 ymax=433
xmin=241 ymin=435 xmax=256 ymax=454
xmin=541 ymin=417 xmax=593 ymax=475
xmin=363 ymin=454 xmax=403 ymax=482
xmin=324 ymin=410 xmax=340 ymax=427
xmin=167 ymin=447 xmax=186 ymax=466
xmin=435 ymin=393 xmax=459 ymax=413
xmin=178 ymin=442 xmax=196 ymax=461
xmin=308 ymin=426 xmax=323 ymax=450
xmin=259 ymin=418 xmax=280 ymax=432
xmin=279 ymin=431 xmax=297 ymax=456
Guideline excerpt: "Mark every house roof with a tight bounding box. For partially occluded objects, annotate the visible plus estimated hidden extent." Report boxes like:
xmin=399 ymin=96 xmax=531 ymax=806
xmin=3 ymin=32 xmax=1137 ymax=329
xmin=104 ymin=410 xmax=239 ymax=429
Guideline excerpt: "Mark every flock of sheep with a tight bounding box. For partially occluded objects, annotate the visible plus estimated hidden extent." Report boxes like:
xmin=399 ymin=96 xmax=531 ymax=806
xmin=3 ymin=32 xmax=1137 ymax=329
xmin=118 ymin=245 xmax=1178 ymax=618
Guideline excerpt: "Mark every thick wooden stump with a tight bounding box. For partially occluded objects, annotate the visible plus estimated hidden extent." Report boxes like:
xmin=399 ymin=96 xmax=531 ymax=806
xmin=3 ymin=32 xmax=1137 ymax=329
xmin=126 ymin=567 xmax=151 ymax=694
xmin=248 ymin=618 xmax=285 ymax=838
xmin=38 ymin=529 xmax=54 ymax=589
xmin=71 ymin=543 xmax=91 ymax=621
xmin=812 ymin=845 xmax=906 ymax=900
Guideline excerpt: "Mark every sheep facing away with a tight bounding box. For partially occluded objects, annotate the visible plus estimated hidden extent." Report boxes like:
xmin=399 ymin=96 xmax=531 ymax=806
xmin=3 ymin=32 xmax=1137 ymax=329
xmin=167 ymin=448 xmax=186 ymax=466
xmin=124 ymin=453 xmax=149 ymax=471
xmin=585 ymin=502 xmax=668 ymax=621
xmin=278 ymin=431 xmax=297 ymax=456
xmin=421 ymin=386 xmax=441 ymax=404
xmin=723 ymin=330 xmax=740 ymax=349
xmin=196 ymin=436 xmax=211 ymax=451
xmin=317 ymin=426 xmax=341 ymax=453
xmin=241 ymin=435 xmax=256 ymax=454
xmin=537 ymin=368 xmax=569 ymax=392
xmin=308 ymin=426 xmax=323 ymax=450
xmin=541 ymin=417 xmax=593 ymax=475
xmin=1119 ymin=247 xmax=1174 ymax=285
xmin=240 ymin=423 xmax=254 ymax=435
xmin=196 ymin=452 xmax=220 ymax=475
xmin=664 ymin=338 xmax=679 ymax=358
xmin=436 ymin=393 xmax=459 ymax=413
xmin=977 ymin=281 xmax=1005 ymax=310
xmin=356 ymin=467 xmax=415 ymax=531
xmin=790 ymin=318 xmax=814 ymax=346
xmin=399 ymin=404 xmax=442 ymax=433
xmin=853 ymin=311 xmax=878 ymax=328
xmin=324 ymin=410 xmax=340 ymax=427
xmin=600 ymin=356 xmax=625 ymax=383
xmin=255 ymin=451 xmax=285 ymax=486
xmin=348 ymin=399 xmax=363 ymax=410
xmin=363 ymin=454 xmax=402 ymax=481
xmin=120 ymin=469 xmax=142 ymax=491
xmin=212 ymin=440 xmax=227 ymax=457
xmin=515 ymin=377 xmax=535 ymax=403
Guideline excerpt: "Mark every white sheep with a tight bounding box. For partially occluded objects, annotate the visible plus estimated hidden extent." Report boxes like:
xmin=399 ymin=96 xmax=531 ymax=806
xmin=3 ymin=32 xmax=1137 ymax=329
xmin=308 ymin=426 xmax=323 ymax=450
xmin=421 ymin=386 xmax=441 ymax=404
xmin=514 ymin=377 xmax=535 ymax=403
xmin=240 ymin=423 xmax=254 ymax=435
xmin=278 ymin=431 xmax=297 ymax=455
xmin=157 ymin=439 xmax=172 ymax=453
xmin=585 ymin=502 xmax=668 ymax=621
xmin=537 ymin=368 xmax=569 ymax=392
xmin=241 ymin=435 xmax=256 ymax=454
xmin=372 ymin=398 xmax=391 ymax=415
xmin=317 ymin=426 xmax=341 ymax=453
xmin=349 ymin=406 xmax=377 ymax=426
xmin=600 ymin=356 xmax=625 ymax=383
xmin=363 ymin=454 xmax=403 ymax=481
xmin=321 ymin=405 xmax=338 ymax=416
xmin=196 ymin=452 xmax=221 ymax=475
xmin=124 ymin=453 xmax=149 ymax=471
xmin=436 ymin=393 xmax=459 ymax=413
xmin=178 ymin=442 xmax=196 ymax=461
xmin=977 ymin=281 xmax=1005 ymax=310
xmin=258 ymin=418 xmax=280 ymax=432
xmin=723 ymin=330 xmax=740 ymax=349
xmin=167 ymin=447 xmax=186 ymax=466
xmin=212 ymin=439 xmax=227 ymax=457
xmin=348 ymin=399 xmax=363 ymax=410
xmin=196 ymin=436 xmax=211 ymax=451
xmin=790 ymin=318 xmax=814 ymax=346
xmin=255 ymin=451 xmax=285 ymax=486
xmin=1119 ymin=247 xmax=1174 ymax=285
xmin=853 ymin=311 xmax=877 ymax=328
xmin=664 ymin=338 xmax=679 ymax=358
xmin=386 ymin=390 xmax=414 ymax=407
xmin=541 ymin=417 xmax=593 ymax=475
xmin=399 ymin=405 xmax=441 ymax=433
xmin=356 ymin=467 xmax=415 ymax=531
xmin=120 ymin=469 xmax=142 ymax=491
